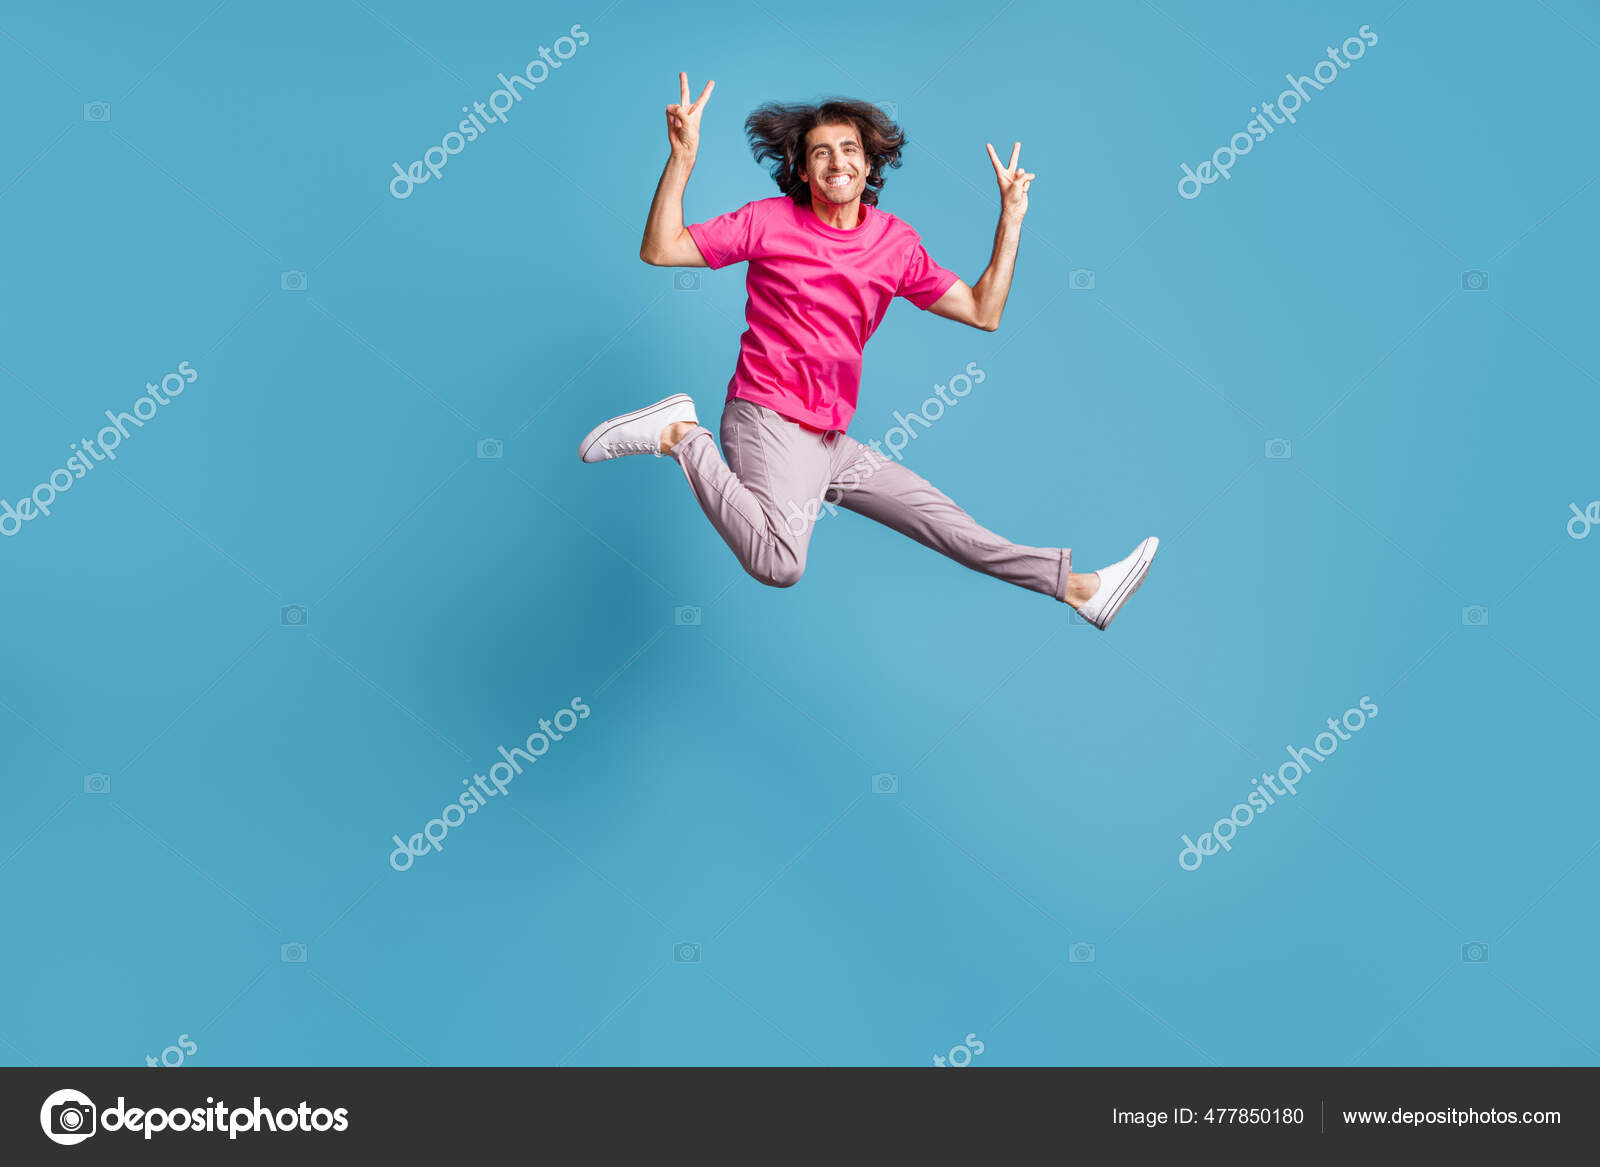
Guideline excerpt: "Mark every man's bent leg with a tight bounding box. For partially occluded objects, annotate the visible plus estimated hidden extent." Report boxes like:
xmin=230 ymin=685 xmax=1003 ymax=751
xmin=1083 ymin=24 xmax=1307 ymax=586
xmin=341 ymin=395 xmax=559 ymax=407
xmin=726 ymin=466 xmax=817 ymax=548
xmin=669 ymin=400 xmax=834 ymax=588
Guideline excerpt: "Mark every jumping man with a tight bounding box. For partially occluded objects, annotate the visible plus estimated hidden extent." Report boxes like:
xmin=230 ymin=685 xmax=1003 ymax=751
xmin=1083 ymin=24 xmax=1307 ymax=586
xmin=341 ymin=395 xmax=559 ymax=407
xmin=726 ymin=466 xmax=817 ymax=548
xmin=578 ymin=74 xmax=1158 ymax=629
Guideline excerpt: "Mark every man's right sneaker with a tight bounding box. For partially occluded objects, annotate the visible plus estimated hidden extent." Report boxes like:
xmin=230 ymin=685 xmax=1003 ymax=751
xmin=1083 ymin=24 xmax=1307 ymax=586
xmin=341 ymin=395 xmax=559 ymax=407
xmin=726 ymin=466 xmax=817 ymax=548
xmin=1077 ymin=536 xmax=1159 ymax=630
xmin=578 ymin=394 xmax=698 ymax=463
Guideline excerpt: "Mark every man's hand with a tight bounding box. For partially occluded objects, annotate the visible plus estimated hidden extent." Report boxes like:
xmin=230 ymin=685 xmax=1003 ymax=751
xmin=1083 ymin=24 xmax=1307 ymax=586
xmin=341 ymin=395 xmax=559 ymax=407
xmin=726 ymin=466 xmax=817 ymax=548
xmin=927 ymin=143 xmax=1034 ymax=330
xmin=666 ymin=72 xmax=715 ymax=157
xmin=986 ymin=141 xmax=1035 ymax=220
xmin=642 ymin=73 xmax=712 ymax=266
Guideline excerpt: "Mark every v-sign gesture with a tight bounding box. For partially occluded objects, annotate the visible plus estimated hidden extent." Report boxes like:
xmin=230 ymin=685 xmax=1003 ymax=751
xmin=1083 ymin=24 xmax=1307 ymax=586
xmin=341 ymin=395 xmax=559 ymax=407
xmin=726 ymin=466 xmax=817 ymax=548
xmin=986 ymin=141 xmax=1035 ymax=221
xmin=666 ymin=72 xmax=715 ymax=158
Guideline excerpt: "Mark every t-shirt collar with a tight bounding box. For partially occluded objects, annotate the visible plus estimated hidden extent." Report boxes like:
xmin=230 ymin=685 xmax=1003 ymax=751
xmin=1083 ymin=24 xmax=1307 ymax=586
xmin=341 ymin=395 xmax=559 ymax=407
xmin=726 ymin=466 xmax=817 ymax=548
xmin=794 ymin=196 xmax=875 ymax=238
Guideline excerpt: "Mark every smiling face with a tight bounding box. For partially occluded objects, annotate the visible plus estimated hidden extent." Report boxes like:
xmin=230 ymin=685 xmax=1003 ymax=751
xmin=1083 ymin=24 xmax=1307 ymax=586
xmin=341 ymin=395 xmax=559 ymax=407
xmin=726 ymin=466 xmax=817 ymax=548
xmin=801 ymin=120 xmax=868 ymax=208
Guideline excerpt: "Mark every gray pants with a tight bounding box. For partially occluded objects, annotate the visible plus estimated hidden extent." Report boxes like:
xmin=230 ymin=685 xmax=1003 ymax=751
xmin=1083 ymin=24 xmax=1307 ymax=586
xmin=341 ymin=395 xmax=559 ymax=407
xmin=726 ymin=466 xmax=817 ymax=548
xmin=669 ymin=398 xmax=1069 ymax=598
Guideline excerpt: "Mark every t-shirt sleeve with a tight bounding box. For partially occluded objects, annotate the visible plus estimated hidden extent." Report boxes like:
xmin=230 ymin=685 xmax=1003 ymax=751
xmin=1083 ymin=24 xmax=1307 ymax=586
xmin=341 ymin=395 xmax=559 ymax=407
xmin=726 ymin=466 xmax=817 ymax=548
xmin=686 ymin=201 xmax=760 ymax=269
xmin=898 ymin=239 xmax=962 ymax=310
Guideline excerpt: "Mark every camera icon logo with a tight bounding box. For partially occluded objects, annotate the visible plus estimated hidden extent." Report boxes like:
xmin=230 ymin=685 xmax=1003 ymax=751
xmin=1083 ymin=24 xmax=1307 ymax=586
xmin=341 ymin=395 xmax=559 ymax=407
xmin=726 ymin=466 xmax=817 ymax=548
xmin=1461 ymin=605 xmax=1489 ymax=627
xmin=1069 ymin=942 xmax=1096 ymax=963
xmin=871 ymin=772 xmax=898 ymax=795
xmin=1068 ymin=269 xmax=1096 ymax=291
xmin=83 ymin=102 xmax=111 ymax=123
xmin=280 ymin=270 xmax=307 ymax=292
xmin=281 ymin=605 xmax=308 ymax=628
xmin=477 ymin=438 xmax=504 ymax=460
xmin=281 ymin=942 xmax=307 ymax=963
xmin=675 ymin=605 xmax=701 ymax=626
xmin=674 ymin=941 xmax=701 ymax=963
xmin=83 ymin=772 xmax=111 ymax=795
xmin=1265 ymin=438 xmax=1292 ymax=460
xmin=1461 ymin=941 xmax=1490 ymax=963
xmin=40 ymin=1089 xmax=97 ymax=1145
xmin=1461 ymin=269 xmax=1489 ymax=291
xmin=674 ymin=271 xmax=700 ymax=291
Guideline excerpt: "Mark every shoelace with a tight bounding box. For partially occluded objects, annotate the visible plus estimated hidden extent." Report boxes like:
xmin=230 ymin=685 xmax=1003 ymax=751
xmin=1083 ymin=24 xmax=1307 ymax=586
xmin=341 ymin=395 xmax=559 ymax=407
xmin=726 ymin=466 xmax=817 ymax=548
xmin=604 ymin=439 xmax=658 ymax=456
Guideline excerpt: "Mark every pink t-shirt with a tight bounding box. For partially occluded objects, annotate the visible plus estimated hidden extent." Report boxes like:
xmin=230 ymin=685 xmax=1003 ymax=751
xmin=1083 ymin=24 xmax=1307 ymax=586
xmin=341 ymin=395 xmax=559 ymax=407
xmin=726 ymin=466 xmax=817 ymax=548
xmin=687 ymin=196 xmax=960 ymax=432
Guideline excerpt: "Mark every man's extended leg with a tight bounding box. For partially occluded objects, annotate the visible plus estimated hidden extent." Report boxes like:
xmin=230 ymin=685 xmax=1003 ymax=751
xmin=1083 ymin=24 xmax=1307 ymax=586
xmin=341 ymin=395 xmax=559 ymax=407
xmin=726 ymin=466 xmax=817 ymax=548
xmin=822 ymin=437 xmax=1157 ymax=627
xmin=822 ymin=438 xmax=1071 ymax=598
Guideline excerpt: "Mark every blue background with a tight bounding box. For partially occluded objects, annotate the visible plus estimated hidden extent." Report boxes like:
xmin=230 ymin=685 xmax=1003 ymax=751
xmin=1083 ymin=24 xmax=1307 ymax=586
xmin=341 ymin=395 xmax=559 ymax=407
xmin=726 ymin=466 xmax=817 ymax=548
xmin=2 ymin=0 xmax=1596 ymax=1067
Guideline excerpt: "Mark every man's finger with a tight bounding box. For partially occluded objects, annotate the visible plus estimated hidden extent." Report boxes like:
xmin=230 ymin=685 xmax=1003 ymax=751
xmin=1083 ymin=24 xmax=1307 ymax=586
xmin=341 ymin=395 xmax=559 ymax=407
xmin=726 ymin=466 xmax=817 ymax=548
xmin=1008 ymin=142 xmax=1021 ymax=171
xmin=986 ymin=142 xmax=1003 ymax=176
xmin=680 ymin=72 xmax=690 ymax=106
xmin=693 ymin=79 xmax=715 ymax=112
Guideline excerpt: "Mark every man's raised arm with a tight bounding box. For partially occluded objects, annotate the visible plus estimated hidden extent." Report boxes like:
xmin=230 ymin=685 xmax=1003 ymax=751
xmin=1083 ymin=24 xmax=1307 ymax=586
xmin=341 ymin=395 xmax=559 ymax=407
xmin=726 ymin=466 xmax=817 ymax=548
xmin=928 ymin=141 xmax=1036 ymax=332
xmin=640 ymin=73 xmax=715 ymax=267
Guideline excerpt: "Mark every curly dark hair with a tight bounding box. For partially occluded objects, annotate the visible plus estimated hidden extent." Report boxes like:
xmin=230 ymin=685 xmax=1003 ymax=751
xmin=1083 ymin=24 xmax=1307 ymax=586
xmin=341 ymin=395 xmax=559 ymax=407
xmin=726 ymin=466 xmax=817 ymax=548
xmin=744 ymin=99 xmax=905 ymax=206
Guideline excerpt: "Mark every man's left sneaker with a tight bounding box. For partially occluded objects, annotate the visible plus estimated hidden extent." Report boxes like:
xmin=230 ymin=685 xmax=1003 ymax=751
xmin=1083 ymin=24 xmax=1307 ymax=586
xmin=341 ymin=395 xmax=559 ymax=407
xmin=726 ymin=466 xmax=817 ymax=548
xmin=1077 ymin=536 xmax=1159 ymax=630
xmin=578 ymin=394 xmax=698 ymax=463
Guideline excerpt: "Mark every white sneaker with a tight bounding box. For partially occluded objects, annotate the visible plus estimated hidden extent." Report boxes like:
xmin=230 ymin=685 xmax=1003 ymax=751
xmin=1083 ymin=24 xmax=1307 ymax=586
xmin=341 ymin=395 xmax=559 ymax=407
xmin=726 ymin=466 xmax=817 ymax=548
xmin=578 ymin=394 xmax=698 ymax=463
xmin=1077 ymin=536 xmax=1159 ymax=630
